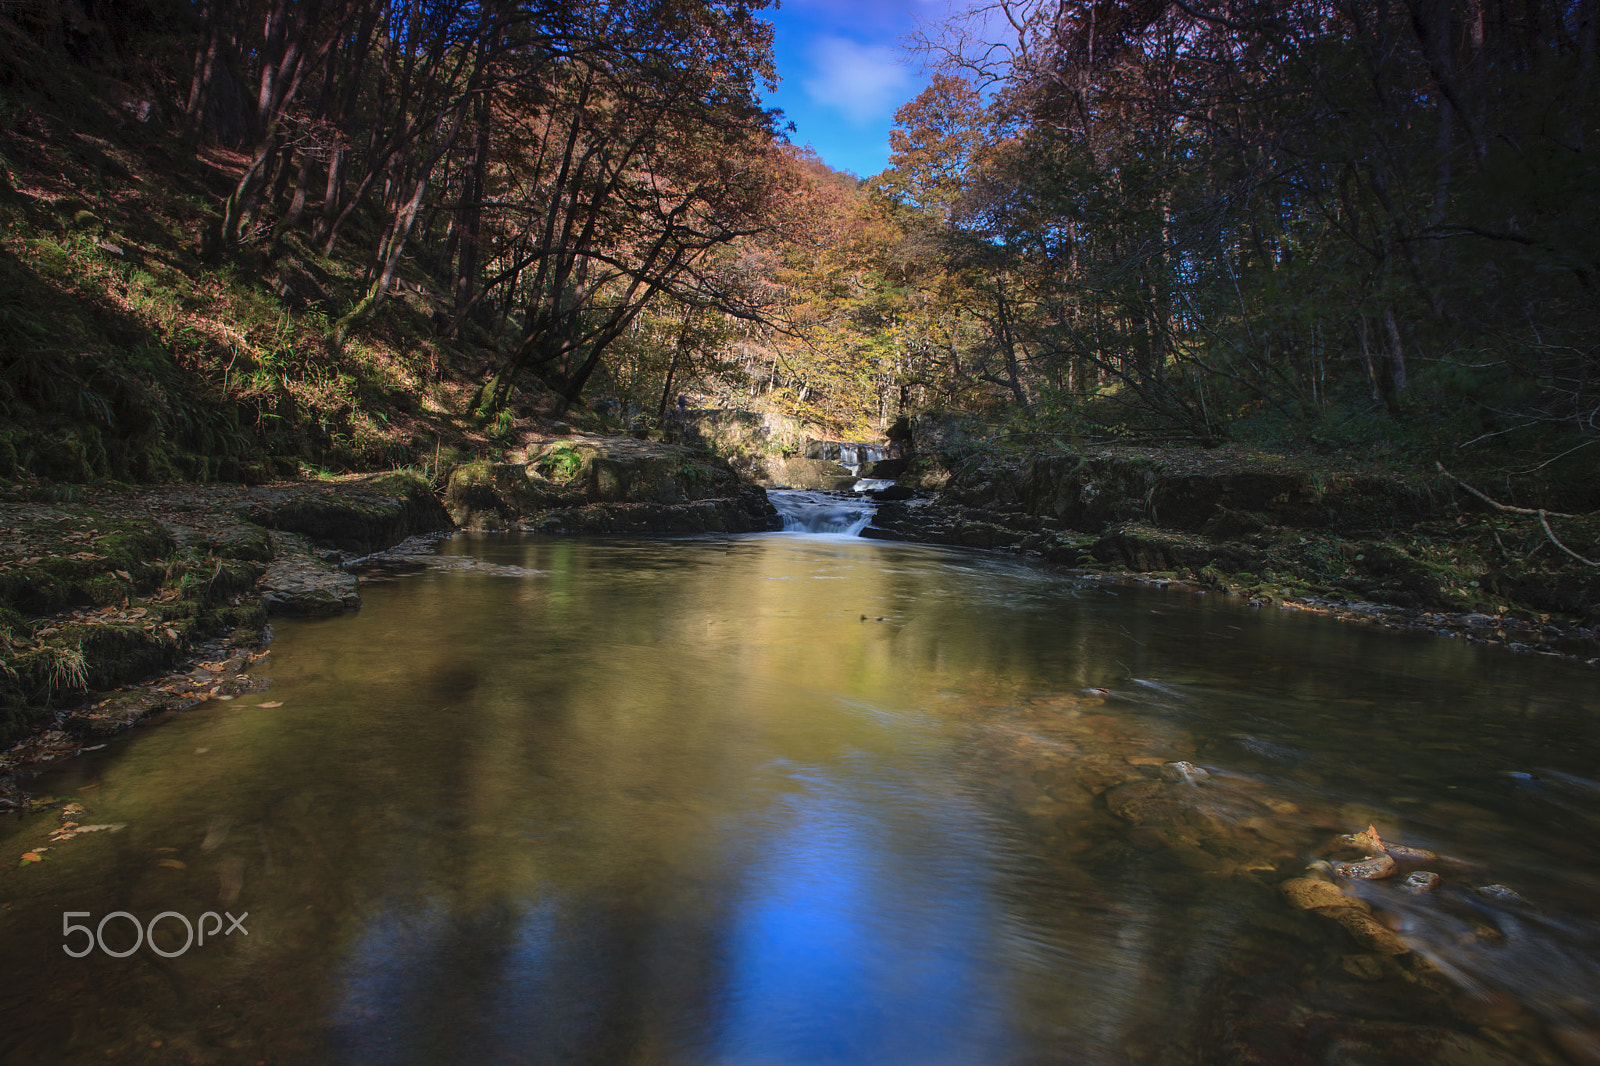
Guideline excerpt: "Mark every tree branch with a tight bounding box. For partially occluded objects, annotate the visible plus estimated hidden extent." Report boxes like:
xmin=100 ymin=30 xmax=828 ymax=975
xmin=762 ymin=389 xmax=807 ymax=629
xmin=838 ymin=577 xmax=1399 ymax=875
xmin=1434 ymin=462 xmax=1578 ymax=518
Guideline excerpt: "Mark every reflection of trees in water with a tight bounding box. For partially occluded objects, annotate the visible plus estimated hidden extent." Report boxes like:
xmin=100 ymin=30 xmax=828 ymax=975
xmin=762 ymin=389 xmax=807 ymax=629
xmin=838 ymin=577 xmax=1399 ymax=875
xmin=5 ymin=538 xmax=1599 ymax=1062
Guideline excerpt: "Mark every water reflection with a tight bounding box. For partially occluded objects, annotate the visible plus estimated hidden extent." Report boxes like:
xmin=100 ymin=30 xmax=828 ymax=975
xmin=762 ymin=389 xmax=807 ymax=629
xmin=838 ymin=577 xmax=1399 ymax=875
xmin=1 ymin=533 xmax=1597 ymax=1064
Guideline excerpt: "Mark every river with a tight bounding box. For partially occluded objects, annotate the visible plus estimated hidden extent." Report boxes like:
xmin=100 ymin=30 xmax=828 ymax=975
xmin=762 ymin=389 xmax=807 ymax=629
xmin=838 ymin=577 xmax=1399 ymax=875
xmin=2 ymin=501 xmax=1597 ymax=1064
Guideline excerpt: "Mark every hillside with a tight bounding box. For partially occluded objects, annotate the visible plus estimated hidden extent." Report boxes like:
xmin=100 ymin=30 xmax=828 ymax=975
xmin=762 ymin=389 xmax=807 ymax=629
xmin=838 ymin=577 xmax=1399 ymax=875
xmin=0 ymin=99 xmax=549 ymax=487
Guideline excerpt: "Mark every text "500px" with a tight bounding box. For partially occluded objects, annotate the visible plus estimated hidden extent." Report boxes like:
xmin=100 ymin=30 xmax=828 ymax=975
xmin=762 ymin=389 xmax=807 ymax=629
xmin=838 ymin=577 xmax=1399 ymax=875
xmin=62 ymin=910 xmax=248 ymax=958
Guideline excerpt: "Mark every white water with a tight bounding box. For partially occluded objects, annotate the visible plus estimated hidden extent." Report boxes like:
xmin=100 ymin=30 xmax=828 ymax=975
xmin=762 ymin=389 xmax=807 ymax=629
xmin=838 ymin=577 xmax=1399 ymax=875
xmin=769 ymin=489 xmax=875 ymax=535
xmin=853 ymin=478 xmax=897 ymax=494
xmin=810 ymin=441 xmax=888 ymax=475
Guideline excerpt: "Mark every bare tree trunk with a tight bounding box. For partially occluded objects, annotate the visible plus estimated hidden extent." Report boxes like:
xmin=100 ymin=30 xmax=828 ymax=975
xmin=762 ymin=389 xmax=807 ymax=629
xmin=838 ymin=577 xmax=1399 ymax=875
xmin=183 ymin=0 xmax=221 ymax=148
xmin=1383 ymin=304 xmax=1408 ymax=393
xmin=454 ymin=91 xmax=492 ymax=316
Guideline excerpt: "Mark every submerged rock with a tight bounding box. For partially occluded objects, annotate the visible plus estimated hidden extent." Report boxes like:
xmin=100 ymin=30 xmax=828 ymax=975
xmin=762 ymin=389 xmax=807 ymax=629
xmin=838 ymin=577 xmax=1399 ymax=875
xmin=1322 ymin=907 xmax=1409 ymax=955
xmin=1477 ymin=883 xmax=1523 ymax=903
xmin=260 ymin=532 xmax=360 ymax=616
xmin=1281 ymin=877 xmax=1353 ymax=911
xmin=1401 ymin=871 xmax=1441 ymax=892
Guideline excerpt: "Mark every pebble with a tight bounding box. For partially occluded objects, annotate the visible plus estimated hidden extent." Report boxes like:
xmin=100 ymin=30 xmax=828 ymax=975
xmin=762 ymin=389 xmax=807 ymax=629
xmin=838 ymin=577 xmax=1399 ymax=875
xmin=1477 ymin=883 xmax=1523 ymax=903
xmin=1380 ymin=842 xmax=1438 ymax=863
xmin=1400 ymin=871 xmax=1440 ymax=891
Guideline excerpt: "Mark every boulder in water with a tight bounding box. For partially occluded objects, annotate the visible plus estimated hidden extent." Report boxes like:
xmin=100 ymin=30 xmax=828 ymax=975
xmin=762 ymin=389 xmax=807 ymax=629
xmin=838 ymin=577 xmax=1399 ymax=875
xmin=1281 ymin=877 xmax=1354 ymax=911
xmin=760 ymin=457 xmax=857 ymax=491
xmin=1160 ymin=760 xmax=1210 ymax=784
xmin=1334 ymin=852 xmax=1398 ymax=880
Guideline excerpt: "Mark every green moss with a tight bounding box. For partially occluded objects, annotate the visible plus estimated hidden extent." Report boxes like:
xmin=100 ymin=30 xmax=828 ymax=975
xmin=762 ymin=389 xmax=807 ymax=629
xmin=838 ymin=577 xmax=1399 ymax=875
xmin=369 ymin=469 xmax=430 ymax=497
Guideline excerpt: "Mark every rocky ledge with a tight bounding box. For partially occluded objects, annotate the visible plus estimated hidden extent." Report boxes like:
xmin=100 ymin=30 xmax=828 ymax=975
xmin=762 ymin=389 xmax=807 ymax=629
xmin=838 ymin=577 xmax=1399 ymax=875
xmin=861 ymin=446 xmax=1600 ymax=659
xmin=443 ymin=434 xmax=779 ymax=534
xmin=1 ymin=437 xmax=777 ymax=766
xmin=0 ymin=472 xmax=450 ymax=754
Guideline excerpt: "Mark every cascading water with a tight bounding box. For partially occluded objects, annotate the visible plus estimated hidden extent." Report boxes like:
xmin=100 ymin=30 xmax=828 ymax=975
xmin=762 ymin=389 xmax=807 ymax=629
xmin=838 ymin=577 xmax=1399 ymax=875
xmin=769 ymin=489 xmax=875 ymax=534
xmin=853 ymin=478 xmax=897 ymax=493
xmin=807 ymin=441 xmax=889 ymax=475
xmin=836 ymin=443 xmax=887 ymax=474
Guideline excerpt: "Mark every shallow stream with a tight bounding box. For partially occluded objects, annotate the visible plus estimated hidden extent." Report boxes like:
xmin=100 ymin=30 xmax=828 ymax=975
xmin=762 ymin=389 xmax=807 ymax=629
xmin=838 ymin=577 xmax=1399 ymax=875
xmin=2 ymin=519 xmax=1598 ymax=1064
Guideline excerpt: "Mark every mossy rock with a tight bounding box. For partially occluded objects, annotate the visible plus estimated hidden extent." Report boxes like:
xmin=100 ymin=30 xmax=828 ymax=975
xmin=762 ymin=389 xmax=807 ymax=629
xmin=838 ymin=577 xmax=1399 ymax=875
xmin=41 ymin=623 xmax=174 ymax=692
xmin=251 ymin=480 xmax=451 ymax=552
xmin=0 ymin=697 xmax=55 ymax=751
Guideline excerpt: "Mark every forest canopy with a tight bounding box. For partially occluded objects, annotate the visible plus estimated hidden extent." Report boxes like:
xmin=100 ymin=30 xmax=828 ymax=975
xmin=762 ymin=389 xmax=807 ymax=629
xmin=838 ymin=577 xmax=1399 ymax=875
xmin=0 ymin=0 xmax=1595 ymax=478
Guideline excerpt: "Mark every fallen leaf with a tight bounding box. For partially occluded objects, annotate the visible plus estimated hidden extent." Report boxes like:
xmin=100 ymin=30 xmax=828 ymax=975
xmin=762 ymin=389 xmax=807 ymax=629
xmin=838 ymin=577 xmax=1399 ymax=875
xmin=163 ymin=627 xmax=177 ymax=641
xmin=114 ymin=570 xmax=131 ymax=581
xmin=72 ymin=823 xmax=125 ymax=834
xmin=256 ymin=700 xmax=283 ymax=708
xmin=155 ymin=858 xmax=187 ymax=870
xmin=19 ymin=852 xmax=42 ymax=864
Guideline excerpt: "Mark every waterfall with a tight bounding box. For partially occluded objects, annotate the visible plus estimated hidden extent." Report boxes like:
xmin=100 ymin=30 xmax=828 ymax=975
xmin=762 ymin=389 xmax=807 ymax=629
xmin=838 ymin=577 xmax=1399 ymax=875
xmin=768 ymin=490 xmax=875 ymax=535
xmin=806 ymin=440 xmax=889 ymax=475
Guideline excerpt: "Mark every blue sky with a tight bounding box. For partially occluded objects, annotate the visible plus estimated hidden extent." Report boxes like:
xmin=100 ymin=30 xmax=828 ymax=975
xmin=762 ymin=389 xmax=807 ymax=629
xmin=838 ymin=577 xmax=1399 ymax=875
xmin=760 ymin=0 xmax=962 ymax=179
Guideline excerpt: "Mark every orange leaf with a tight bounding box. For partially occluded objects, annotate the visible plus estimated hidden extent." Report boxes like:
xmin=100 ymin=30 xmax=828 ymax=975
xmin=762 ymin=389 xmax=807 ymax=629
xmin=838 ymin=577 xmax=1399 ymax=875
xmin=19 ymin=853 xmax=42 ymax=864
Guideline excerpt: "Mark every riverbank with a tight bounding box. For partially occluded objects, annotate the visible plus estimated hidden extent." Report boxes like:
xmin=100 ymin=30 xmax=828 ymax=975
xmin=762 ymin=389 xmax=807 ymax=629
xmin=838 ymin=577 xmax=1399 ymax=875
xmin=4 ymin=436 xmax=1595 ymax=802
xmin=0 ymin=471 xmax=452 ymax=784
xmin=861 ymin=443 xmax=1600 ymax=663
xmin=0 ymin=434 xmax=776 ymax=791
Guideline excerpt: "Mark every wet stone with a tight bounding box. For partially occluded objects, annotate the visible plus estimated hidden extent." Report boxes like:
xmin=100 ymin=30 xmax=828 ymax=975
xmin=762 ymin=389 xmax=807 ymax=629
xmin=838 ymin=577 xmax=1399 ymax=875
xmin=1160 ymin=760 xmax=1211 ymax=783
xmin=1322 ymin=907 xmax=1409 ymax=955
xmin=1075 ymin=754 xmax=1140 ymax=794
xmin=1104 ymin=780 xmax=1191 ymax=825
xmin=1382 ymin=842 xmax=1439 ymax=863
xmin=1476 ymin=883 xmax=1523 ymax=903
xmin=1281 ymin=877 xmax=1354 ymax=911
xmin=260 ymin=532 xmax=360 ymax=616
xmin=1335 ymin=852 xmax=1398 ymax=880
xmin=1340 ymin=954 xmax=1388 ymax=982
xmin=1402 ymin=871 xmax=1440 ymax=892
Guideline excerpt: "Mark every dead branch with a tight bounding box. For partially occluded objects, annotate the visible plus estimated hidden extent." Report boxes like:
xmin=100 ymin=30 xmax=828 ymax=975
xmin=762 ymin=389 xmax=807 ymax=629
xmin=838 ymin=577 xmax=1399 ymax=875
xmin=1538 ymin=510 xmax=1600 ymax=567
xmin=1436 ymin=463 xmax=1596 ymax=567
xmin=1435 ymin=462 xmax=1577 ymax=519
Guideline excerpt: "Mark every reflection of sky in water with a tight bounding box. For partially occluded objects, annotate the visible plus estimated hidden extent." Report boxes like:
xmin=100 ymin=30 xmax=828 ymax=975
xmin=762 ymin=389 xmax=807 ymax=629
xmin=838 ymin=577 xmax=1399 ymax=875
xmin=11 ymin=535 xmax=1600 ymax=1064
xmin=709 ymin=784 xmax=1013 ymax=1065
xmin=330 ymin=773 xmax=1015 ymax=1066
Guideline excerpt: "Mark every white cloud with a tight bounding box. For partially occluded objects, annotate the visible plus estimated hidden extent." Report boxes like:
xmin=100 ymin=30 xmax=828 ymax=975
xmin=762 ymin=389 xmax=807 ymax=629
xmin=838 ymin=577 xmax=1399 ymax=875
xmin=802 ymin=37 xmax=915 ymax=126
